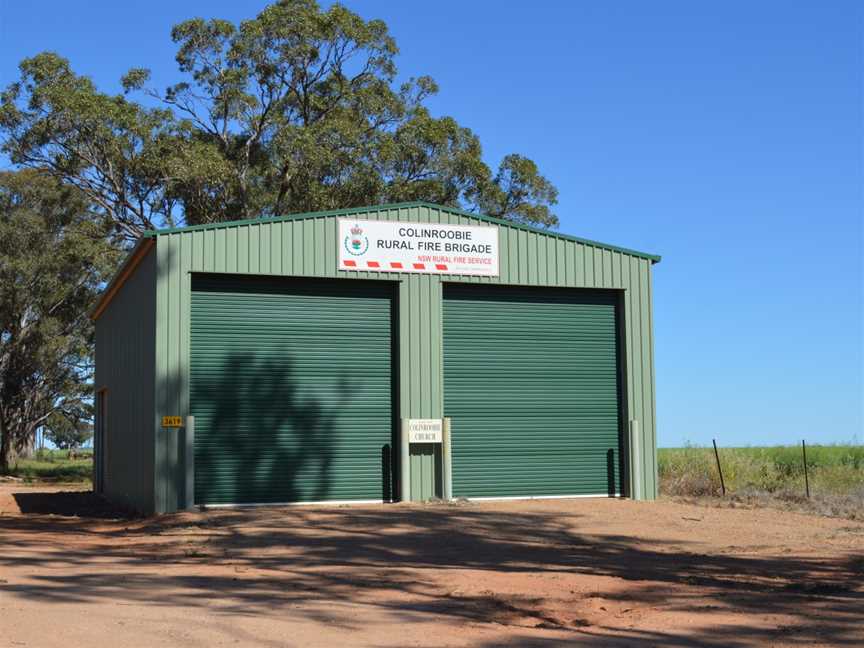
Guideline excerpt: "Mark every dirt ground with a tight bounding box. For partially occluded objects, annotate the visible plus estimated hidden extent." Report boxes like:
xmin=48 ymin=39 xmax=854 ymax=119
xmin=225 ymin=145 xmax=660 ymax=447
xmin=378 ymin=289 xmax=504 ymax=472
xmin=0 ymin=484 xmax=861 ymax=647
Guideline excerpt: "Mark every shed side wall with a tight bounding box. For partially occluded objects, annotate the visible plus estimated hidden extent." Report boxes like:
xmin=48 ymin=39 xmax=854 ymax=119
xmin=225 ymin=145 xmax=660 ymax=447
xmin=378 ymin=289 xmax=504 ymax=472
xmin=154 ymin=204 xmax=657 ymax=511
xmin=95 ymin=248 xmax=156 ymax=512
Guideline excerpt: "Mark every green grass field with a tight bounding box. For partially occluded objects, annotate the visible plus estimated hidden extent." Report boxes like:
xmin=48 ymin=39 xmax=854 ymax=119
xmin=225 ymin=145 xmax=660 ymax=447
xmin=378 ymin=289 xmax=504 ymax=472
xmin=4 ymin=449 xmax=93 ymax=483
xmin=659 ymin=444 xmax=863 ymax=519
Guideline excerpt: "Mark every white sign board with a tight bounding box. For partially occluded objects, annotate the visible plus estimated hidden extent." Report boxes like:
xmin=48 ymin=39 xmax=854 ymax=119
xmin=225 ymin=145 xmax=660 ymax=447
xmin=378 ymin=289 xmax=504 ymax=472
xmin=408 ymin=419 xmax=443 ymax=444
xmin=338 ymin=219 xmax=498 ymax=276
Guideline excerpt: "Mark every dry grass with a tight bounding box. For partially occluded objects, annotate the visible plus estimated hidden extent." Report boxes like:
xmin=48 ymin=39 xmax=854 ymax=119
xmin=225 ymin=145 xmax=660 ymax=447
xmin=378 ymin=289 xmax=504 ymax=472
xmin=659 ymin=444 xmax=864 ymax=520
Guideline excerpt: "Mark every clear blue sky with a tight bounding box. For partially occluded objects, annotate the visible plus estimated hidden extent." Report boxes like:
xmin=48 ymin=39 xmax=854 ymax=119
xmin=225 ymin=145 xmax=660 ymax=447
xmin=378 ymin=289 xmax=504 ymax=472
xmin=2 ymin=1 xmax=861 ymax=447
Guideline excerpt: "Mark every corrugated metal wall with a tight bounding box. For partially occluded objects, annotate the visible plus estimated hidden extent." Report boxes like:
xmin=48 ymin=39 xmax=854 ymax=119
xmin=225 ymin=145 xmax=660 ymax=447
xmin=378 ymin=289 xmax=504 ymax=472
xmin=94 ymin=249 xmax=156 ymax=512
xmin=151 ymin=203 xmax=657 ymax=512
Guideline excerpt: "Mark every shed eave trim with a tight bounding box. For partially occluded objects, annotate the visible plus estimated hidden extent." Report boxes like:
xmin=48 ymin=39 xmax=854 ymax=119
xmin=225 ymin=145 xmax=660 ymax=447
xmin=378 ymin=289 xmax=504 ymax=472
xmin=143 ymin=201 xmax=661 ymax=263
xmin=89 ymin=238 xmax=155 ymax=321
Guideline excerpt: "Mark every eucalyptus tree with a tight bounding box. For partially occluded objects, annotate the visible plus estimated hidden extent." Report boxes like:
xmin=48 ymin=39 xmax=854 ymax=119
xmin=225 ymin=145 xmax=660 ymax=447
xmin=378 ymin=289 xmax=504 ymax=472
xmin=1 ymin=0 xmax=558 ymax=243
xmin=0 ymin=171 xmax=118 ymax=471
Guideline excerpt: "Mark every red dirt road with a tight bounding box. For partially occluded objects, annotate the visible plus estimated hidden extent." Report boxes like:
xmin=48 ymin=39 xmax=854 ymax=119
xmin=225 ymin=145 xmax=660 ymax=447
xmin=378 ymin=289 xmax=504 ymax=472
xmin=0 ymin=484 xmax=861 ymax=647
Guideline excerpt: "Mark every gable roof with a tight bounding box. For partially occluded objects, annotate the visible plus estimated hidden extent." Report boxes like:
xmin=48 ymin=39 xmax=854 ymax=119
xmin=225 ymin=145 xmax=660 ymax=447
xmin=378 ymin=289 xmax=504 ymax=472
xmin=144 ymin=201 xmax=661 ymax=263
xmin=94 ymin=201 xmax=661 ymax=320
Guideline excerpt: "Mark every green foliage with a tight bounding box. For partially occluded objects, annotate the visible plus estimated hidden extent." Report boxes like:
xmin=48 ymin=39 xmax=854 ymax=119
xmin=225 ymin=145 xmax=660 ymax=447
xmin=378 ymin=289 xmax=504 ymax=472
xmin=44 ymin=407 xmax=93 ymax=450
xmin=1 ymin=0 xmax=559 ymax=241
xmin=0 ymin=170 xmax=120 ymax=471
xmin=8 ymin=449 xmax=92 ymax=483
xmin=479 ymin=155 xmax=559 ymax=227
xmin=0 ymin=53 xmax=177 ymax=240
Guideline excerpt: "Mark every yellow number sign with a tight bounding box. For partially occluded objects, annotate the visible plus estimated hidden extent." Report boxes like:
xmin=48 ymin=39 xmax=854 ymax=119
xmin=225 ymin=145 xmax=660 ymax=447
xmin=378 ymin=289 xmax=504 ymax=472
xmin=161 ymin=416 xmax=183 ymax=428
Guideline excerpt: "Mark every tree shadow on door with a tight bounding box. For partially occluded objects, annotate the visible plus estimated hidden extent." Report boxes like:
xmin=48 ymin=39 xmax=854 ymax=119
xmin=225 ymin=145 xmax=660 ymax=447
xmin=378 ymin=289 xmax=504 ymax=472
xmin=192 ymin=353 xmax=354 ymax=505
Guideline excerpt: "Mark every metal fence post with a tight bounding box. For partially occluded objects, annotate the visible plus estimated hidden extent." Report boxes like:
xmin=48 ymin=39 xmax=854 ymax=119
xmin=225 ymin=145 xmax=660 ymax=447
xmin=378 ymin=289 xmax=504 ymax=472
xmin=442 ymin=417 xmax=452 ymax=500
xmin=712 ymin=439 xmax=726 ymax=497
xmin=400 ymin=418 xmax=410 ymax=502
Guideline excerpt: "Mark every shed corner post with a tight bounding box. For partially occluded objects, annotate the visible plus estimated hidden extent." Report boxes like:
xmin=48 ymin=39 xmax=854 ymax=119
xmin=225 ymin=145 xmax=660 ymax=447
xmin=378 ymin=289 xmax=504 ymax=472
xmin=400 ymin=418 xmax=410 ymax=502
xmin=442 ymin=417 xmax=452 ymax=500
xmin=184 ymin=415 xmax=195 ymax=509
xmin=629 ymin=419 xmax=642 ymax=500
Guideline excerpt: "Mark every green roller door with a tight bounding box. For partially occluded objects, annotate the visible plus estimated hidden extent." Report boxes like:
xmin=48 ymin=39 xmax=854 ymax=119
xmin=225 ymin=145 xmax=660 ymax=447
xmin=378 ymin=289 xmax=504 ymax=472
xmin=190 ymin=276 xmax=395 ymax=505
xmin=443 ymin=285 xmax=623 ymax=498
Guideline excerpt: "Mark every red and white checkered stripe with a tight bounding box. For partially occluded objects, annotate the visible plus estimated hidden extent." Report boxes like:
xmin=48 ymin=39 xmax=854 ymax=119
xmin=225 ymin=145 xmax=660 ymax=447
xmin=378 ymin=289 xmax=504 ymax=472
xmin=342 ymin=260 xmax=448 ymax=271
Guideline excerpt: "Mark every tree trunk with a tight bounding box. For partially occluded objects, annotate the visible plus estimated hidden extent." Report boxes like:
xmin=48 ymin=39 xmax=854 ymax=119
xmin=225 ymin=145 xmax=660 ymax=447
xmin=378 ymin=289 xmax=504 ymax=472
xmin=18 ymin=433 xmax=34 ymax=459
xmin=0 ymin=426 xmax=16 ymax=474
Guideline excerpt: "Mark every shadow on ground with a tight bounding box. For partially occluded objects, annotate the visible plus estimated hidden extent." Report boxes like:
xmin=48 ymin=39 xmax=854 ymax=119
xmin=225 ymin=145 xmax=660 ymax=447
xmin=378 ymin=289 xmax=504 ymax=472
xmin=1 ymin=491 xmax=862 ymax=647
xmin=12 ymin=491 xmax=138 ymax=519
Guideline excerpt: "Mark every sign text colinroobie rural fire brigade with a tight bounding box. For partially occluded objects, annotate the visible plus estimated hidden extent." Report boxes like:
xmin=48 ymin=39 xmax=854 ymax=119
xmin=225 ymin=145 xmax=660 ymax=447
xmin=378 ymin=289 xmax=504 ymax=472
xmin=338 ymin=219 xmax=499 ymax=276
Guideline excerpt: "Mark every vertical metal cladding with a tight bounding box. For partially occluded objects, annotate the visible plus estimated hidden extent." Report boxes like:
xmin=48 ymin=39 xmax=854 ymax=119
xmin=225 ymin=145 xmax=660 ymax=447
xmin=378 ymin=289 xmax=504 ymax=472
xmin=151 ymin=203 xmax=658 ymax=511
xmin=94 ymin=249 xmax=157 ymax=512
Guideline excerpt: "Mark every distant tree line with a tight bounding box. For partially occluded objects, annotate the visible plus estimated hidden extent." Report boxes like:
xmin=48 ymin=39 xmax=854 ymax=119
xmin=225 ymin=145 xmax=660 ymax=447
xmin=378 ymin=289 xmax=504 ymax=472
xmin=0 ymin=0 xmax=559 ymax=471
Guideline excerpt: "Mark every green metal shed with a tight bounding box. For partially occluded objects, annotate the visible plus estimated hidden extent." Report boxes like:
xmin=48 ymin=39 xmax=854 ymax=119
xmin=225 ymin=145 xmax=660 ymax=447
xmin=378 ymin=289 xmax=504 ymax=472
xmin=93 ymin=201 xmax=660 ymax=514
